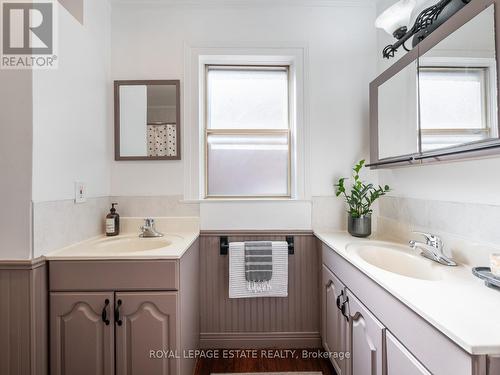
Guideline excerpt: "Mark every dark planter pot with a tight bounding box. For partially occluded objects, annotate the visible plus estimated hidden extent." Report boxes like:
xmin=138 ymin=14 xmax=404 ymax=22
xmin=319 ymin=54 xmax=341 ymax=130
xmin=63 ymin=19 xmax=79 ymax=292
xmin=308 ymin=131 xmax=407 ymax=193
xmin=348 ymin=215 xmax=372 ymax=238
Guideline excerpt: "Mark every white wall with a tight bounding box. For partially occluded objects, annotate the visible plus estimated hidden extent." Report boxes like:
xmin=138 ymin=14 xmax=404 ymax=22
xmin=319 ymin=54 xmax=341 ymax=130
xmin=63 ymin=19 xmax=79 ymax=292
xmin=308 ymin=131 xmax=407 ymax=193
xmin=110 ymin=0 xmax=378 ymax=229
xmin=376 ymin=0 xmax=500 ymax=206
xmin=32 ymin=0 xmax=111 ymax=202
xmin=0 ymin=70 xmax=33 ymax=259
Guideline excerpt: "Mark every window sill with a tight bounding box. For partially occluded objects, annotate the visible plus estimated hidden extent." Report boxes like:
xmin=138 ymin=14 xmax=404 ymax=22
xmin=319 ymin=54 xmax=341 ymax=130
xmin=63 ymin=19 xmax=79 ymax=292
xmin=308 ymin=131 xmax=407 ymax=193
xmin=181 ymin=198 xmax=310 ymax=204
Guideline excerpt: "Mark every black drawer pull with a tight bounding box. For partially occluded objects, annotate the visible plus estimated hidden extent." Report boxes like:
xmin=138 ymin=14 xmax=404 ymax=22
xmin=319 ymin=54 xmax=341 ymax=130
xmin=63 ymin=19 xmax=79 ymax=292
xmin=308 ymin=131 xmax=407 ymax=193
xmin=341 ymin=297 xmax=350 ymax=322
xmin=101 ymin=299 xmax=110 ymax=325
xmin=336 ymin=290 xmax=344 ymax=309
xmin=115 ymin=299 xmax=123 ymax=326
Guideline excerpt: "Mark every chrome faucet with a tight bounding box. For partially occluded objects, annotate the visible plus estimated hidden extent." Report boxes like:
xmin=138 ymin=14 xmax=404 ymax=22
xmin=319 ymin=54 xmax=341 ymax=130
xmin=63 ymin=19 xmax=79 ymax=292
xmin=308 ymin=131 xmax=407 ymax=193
xmin=139 ymin=218 xmax=163 ymax=238
xmin=409 ymin=231 xmax=457 ymax=266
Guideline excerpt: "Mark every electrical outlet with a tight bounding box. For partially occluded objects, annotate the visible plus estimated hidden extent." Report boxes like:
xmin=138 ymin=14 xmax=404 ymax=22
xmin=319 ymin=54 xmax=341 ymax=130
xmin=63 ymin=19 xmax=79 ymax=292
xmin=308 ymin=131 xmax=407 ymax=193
xmin=74 ymin=182 xmax=86 ymax=203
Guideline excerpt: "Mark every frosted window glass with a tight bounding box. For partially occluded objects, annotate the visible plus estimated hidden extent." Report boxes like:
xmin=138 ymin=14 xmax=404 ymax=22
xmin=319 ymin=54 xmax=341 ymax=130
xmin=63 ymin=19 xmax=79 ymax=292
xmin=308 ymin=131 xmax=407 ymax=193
xmin=421 ymin=133 xmax=486 ymax=152
xmin=207 ymin=68 xmax=289 ymax=129
xmin=207 ymin=134 xmax=289 ymax=196
xmin=420 ymin=68 xmax=486 ymax=130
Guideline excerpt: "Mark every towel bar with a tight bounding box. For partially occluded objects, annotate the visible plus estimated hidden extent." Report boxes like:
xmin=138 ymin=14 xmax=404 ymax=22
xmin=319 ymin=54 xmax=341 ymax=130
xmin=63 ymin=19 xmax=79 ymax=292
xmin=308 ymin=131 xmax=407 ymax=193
xmin=220 ymin=236 xmax=294 ymax=255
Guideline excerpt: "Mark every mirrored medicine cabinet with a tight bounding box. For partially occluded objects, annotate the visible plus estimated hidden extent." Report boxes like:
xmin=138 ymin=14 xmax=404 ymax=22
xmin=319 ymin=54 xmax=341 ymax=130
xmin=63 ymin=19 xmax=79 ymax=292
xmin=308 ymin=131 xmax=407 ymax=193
xmin=370 ymin=0 xmax=500 ymax=168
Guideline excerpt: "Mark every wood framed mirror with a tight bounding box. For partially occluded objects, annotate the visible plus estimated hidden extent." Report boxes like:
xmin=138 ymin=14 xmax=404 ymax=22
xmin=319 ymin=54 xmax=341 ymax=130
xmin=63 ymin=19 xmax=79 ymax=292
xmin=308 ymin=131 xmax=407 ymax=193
xmin=114 ymin=80 xmax=181 ymax=161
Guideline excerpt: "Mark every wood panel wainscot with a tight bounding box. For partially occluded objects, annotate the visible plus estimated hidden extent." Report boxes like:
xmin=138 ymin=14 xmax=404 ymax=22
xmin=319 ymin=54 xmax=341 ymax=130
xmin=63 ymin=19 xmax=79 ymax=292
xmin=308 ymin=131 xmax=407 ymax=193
xmin=0 ymin=259 xmax=48 ymax=375
xmin=199 ymin=231 xmax=321 ymax=349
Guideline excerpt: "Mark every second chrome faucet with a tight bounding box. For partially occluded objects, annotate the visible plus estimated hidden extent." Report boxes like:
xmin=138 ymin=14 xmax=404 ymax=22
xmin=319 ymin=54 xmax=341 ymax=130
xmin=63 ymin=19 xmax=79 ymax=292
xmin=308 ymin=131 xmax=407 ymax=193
xmin=139 ymin=218 xmax=164 ymax=238
xmin=409 ymin=231 xmax=457 ymax=266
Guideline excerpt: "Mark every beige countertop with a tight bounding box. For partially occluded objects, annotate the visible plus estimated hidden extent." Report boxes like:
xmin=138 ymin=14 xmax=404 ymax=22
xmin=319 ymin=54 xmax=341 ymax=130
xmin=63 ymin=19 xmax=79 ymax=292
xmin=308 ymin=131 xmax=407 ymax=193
xmin=44 ymin=217 xmax=200 ymax=260
xmin=44 ymin=221 xmax=500 ymax=354
xmin=315 ymin=231 xmax=500 ymax=356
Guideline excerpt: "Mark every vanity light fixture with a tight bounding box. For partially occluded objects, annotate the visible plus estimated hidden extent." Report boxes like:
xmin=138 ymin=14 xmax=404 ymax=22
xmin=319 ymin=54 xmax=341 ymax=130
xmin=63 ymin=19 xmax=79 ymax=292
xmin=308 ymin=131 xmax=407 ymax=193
xmin=375 ymin=0 xmax=417 ymax=40
xmin=377 ymin=0 xmax=471 ymax=59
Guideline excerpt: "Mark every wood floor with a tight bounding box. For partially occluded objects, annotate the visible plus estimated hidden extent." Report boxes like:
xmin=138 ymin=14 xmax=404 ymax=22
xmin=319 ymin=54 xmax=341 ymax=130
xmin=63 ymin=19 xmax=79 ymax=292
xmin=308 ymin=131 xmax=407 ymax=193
xmin=194 ymin=349 xmax=336 ymax=375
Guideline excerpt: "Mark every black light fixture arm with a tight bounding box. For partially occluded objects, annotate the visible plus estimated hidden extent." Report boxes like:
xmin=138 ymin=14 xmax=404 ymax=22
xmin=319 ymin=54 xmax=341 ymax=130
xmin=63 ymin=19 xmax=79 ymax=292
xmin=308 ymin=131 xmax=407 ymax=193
xmin=382 ymin=0 xmax=470 ymax=59
xmin=383 ymin=24 xmax=421 ymax=59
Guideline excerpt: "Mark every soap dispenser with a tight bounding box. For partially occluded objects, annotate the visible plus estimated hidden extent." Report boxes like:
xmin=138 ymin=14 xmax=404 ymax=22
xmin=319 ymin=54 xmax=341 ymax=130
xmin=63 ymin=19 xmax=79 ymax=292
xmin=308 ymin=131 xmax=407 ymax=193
xmin=106 ymin=203 xmax=120 ymax=236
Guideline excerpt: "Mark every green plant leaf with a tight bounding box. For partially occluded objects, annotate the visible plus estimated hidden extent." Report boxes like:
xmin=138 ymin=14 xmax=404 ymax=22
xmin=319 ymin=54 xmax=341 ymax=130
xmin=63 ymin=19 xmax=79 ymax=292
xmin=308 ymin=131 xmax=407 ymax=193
xmin=334 ymin=159 xmax=391 ymax=217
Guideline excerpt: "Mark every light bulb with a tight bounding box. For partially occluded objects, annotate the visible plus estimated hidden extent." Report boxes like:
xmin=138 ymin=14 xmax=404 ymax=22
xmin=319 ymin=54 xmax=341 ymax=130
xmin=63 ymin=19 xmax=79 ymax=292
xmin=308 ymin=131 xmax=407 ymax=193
xmin=375 ymin=0 xmax=417 ymax=37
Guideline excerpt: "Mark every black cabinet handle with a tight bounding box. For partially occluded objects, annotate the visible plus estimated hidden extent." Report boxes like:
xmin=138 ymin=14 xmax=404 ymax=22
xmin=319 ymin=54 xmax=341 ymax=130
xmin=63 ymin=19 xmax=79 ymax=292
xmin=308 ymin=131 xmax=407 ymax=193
xmin=336 ymin=291 xmax=344 ymax=309
xmin=101 ymin=299 xmax=110 ymax=325
xmin=114 ymin=299 xmax=123 ymax=326
xmin=341 ymin=297 xmax=350 ymax=322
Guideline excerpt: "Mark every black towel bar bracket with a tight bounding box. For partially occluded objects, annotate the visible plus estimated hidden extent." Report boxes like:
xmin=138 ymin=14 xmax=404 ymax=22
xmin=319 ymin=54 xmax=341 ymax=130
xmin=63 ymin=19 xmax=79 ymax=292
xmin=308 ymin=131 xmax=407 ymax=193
xmin=220 ymin=236 xmax=294 ymax=255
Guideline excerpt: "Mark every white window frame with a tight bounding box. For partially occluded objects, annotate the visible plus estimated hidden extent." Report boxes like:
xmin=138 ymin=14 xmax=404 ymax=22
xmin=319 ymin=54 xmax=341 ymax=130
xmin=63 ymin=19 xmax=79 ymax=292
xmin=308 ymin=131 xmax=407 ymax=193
xmin=183 ymin=43 xmax=309 ymax=202
xmin=419 ymin=56 xmax=499 ymax=143
xmin=203 ymin=64 xmax=292 ymax=199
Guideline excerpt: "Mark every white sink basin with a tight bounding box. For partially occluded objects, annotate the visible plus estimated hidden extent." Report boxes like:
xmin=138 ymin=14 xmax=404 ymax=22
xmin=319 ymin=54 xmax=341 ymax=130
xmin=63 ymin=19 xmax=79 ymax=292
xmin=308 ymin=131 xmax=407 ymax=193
xmin=89 ymin=236 xmax=175 ymax=253
xmin=347 ymin=243 xmax=444 ymax=281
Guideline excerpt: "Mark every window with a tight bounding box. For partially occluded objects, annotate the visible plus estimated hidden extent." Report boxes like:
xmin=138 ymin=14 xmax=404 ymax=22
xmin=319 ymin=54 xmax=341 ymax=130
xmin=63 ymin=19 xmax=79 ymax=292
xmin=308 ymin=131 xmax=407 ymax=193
xmin=419 ymin=67 xmax=492 ymax=151
xmin=204 ymin=65 xmax=291 ymax=198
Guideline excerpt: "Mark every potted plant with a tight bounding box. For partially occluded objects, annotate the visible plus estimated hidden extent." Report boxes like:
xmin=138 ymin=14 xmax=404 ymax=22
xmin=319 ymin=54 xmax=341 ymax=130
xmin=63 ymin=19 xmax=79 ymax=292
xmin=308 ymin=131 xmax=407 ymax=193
xmin=334 ymin=160 xmax=390 ymax=238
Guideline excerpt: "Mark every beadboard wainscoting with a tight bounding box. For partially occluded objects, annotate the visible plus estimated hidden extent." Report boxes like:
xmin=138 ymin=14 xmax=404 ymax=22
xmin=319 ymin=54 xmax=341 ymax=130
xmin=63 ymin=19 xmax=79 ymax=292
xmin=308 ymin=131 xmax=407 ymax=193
xmin=199 ymin=232 xmax=321 ymax=349
xmin=0 ymin=260 xmax=48 ymax=375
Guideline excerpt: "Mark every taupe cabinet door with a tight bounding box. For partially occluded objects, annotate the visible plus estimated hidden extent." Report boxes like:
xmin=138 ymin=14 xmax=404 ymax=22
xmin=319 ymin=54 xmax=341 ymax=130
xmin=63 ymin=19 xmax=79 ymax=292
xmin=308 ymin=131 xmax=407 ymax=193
xmin=321 ymin=265 xmax=349 ymax=375
xmin=346 ymin=290 xmax=385 ymax=375
xmin=115 ymin=291 xmax=178 ymax=375
xmin=386 ymin=331 xmax=431 ymax=375
xmin=50 ymin=292 xmax=115 ymax=375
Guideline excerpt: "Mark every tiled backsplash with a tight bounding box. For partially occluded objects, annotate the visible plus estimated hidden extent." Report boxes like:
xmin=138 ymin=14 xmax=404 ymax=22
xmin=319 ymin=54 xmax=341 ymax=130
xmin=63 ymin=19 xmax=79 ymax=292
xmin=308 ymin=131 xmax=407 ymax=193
xmin=377 ymin=196 xmax=500 ymax=266
xmin=109 ymin=195 xmax=199 ymax=217
xmin=33 ymin=197 xmax=110 ymax=258
xmin=311 ymin=196 xmax=379 ymax=232
xmin=32 ymin=195 xmax=200 ymax=257
xmin=30 ymin=193 xmax=500 ymax=265
xmin=312 ymin=196 xmax=346 ymax=231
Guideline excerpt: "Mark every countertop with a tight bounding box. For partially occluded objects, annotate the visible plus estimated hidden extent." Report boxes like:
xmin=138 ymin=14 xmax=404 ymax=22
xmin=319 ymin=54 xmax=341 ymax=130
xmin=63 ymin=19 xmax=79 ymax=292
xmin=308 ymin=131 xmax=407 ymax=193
xmin=44 ymin=217 xmax=200 ymax=260
xmin=43 ymin=221 xmax=500 ymax=354
xmin=315 ymin=231 xmax=500 ymax=356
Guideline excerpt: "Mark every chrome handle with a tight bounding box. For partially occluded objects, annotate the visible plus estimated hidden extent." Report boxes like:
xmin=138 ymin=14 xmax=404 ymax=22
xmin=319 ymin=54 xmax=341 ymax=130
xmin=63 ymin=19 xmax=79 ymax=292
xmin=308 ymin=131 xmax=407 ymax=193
xmin=412 ymin=231 xmax=435 ymax=241
xmin=412 ymin=231 xmax=442 ymax=246
xmin=143 ymin=218 xmax=155 ymax=228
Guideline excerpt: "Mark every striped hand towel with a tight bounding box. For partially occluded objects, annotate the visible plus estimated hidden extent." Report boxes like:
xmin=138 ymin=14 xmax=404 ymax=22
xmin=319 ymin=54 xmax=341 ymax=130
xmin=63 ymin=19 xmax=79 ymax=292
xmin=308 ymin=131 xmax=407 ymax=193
xmin=229 ymin=241 xmax=288 ymax=298
xmin=245 ymin=241 xmax=273 ymax=292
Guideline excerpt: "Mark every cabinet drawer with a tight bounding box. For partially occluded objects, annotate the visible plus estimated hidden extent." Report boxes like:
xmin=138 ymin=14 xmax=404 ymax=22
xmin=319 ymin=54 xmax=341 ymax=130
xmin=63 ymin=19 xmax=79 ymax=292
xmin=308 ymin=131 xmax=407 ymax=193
xmin=49 ymin=260 xmax=179 ymax=291
xmin=386 ymin=331 xmax=431 ymax=375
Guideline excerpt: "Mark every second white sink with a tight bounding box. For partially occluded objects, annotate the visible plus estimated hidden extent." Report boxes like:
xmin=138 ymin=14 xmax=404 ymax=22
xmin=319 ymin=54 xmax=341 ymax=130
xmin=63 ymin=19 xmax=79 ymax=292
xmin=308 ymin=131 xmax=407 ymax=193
xmin=347 ymin=243 xmax=444 ymax=281
xmin=93 ymin=236 xmax=174 ymax=253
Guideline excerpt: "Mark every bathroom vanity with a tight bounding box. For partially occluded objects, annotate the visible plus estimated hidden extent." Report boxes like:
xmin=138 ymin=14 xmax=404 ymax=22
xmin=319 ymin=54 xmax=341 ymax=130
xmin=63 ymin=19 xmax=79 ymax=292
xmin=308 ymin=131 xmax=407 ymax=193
xmin=5 ymin=217 xmax=500 ymax=375
xmin=44 ymin=218 xmax=200 ymax=375
xmin=317 ymin=232 xmax=500 ymax=375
